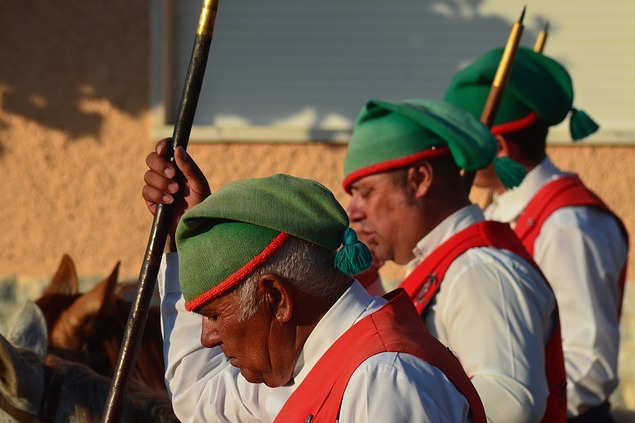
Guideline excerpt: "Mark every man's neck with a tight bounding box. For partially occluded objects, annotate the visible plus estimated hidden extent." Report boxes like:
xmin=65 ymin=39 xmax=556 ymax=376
xmin=419 ymin=197 xmax=470 ymax=242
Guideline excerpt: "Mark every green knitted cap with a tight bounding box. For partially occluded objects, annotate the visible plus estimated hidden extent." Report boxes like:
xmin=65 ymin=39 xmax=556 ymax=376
xmin=343 ymin=99 xmax=499 ymax=192
xmin=444 ymin=47 xmax=599 ymax=140
xmin=176 ymin=174 xmax=371 ymax=311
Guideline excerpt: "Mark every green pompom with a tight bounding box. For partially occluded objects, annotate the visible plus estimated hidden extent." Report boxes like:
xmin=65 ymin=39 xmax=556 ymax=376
xmin=494 ymin=156 xmax=527 ymax=190
xmin=570 ymin=108 xmax=599 ymax=142
xmin=335 ymin=228 xmax=373 ymax=275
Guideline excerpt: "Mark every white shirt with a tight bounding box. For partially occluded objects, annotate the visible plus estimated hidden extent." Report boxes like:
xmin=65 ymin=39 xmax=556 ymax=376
xmin=158 ymin=253 xmax=472 ymax=423
xmin=406 ymin=204 xmax=557 ymax=423
xmin=486 ymin=156 xmax=628 ymax=417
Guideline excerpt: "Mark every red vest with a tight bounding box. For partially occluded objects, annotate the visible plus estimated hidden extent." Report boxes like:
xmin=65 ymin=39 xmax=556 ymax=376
xmin=399 ymin=220 xmax=566 ymax=423
xmin=514 ymin=175 xmax=629 ymax=317
xmin=274 ymin=290 xmax=486 ymax=423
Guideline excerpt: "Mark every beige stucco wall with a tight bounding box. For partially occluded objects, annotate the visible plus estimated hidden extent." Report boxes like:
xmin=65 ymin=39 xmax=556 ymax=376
xmin=1 ymin=0 xmax=634 ymax=412
xmin=0 ymin=0 xmax=632 ymax=283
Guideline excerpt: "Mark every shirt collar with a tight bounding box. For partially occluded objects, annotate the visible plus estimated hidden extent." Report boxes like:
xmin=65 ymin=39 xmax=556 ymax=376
xmin=485 ymin=156 xmax=567 ymax=223
xmin=290 ymin=281 xmax=386 ymax=385
xmin=407 ymin=204 xmax=485 ymax=273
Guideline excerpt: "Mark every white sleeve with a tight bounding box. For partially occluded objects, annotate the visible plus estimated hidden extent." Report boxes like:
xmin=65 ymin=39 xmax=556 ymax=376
xmin=339 ymin=352 xmax=471 ymax=423
xmin=534 ymin=207 xmax=627 ymax=416
xmin=427 ymin=252 xmax=554 ymax=423
xmin=158 ymin=253 xmax=278 ymax=423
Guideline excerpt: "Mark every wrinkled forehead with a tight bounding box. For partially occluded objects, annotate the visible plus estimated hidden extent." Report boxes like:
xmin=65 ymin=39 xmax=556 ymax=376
xmin=349 ymin=171 xmax=404 ymax=194
xmin=197 ymin=284 xmax=242 ymax=317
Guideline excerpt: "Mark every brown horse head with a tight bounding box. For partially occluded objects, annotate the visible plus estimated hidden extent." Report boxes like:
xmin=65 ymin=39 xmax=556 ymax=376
xmin=34 ymin=255 xmax=166 ymax=395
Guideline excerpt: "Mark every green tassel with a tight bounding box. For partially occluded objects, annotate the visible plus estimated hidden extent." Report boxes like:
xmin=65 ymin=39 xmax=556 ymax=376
xmin=494 ymin=156 xmax=527 ymax=190
xmin=335 ymin=228 xmax=373 ymax=275
xmin=570 ymin=108 xmax=599 ymax=142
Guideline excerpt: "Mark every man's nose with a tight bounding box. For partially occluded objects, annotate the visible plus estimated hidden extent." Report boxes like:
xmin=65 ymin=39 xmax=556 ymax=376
xmin=346 ymin=197 xmax=364 ymax=223
xmin=201 ymin=316 xmax=222 ymax=348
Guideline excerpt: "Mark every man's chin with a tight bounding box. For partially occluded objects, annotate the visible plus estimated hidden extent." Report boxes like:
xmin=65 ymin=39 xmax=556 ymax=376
xmin=241 ymin=370 xmax=293 ymax=388
xmin=239 ymin=369 xmax=265 ymax=384
xmin=370 ymin=248 xmax=391 ymax=264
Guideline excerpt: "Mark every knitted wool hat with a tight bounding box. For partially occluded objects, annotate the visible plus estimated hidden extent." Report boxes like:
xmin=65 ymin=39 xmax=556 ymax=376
xmin=343 ymin=99 xmax=523 ymax=192
xmin=444 ymin=47 xmax=599 ymax=141
xmin=175 ymin=174 xmax=372 ymax=312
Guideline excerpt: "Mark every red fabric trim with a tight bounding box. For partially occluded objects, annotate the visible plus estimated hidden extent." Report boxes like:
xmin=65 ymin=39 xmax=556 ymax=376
xmin=343 ymin=147 xmax=450 ymax=193
xmin=515 ymin=176 xmax=612 ymax=255
xmin=185 ymin=232 xmax=290 ymax=312
xmin=491 ymin=112 xmax=540 ymax=135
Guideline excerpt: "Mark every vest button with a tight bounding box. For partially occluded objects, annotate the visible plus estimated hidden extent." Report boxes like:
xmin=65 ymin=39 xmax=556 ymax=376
xmin=528 ymin=218 xmax=535 ymax=226
xmin=305 ymin=415 xmax=314 ymax=423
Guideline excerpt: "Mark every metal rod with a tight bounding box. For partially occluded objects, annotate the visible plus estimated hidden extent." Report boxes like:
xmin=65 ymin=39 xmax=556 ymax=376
xmin=101 ymin=1 xmax=219 ymax=421
xmin=464 ymin=6 xmax=525 ymax=191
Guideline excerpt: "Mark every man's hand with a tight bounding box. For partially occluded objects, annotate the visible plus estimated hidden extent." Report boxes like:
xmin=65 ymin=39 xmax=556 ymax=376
xmin=142 ymin=138 xmax=211 ymax=242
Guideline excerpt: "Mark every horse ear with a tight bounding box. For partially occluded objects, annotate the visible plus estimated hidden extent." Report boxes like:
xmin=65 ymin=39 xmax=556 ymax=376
xmin=44 ymin=254 xmax=79 ymax=296
xmin=7 ymin=301 xmax=48 ymax=362
xmin=95 ymin=261 xmax=121 ymax=320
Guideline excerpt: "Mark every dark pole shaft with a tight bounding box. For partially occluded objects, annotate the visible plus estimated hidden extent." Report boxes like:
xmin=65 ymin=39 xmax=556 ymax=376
xmin=101 ymin=2 xmax=219 ymax=422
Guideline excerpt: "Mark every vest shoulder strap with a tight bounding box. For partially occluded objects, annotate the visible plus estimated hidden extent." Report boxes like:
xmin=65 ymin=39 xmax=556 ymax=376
xmin=515 ymin=175 xmax=626 ymax=252
xmin=400 ymin=221 xmax=532 ymax=314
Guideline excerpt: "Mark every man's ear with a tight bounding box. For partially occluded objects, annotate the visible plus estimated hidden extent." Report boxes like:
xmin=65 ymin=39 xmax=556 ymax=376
xmin=258 ymin=274 xmax=293 ymax=323
xmin=407 ymin=161 xmax=434 ymax=199
xmin=496 ymin=135 xmax=510 ymax=157
xmin=496 ymin=135 xmax=521 ymax=162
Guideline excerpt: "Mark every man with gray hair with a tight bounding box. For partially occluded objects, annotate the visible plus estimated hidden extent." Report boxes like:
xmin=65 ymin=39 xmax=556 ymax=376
xmin=142 ymin=139 xmax=485 ymax=422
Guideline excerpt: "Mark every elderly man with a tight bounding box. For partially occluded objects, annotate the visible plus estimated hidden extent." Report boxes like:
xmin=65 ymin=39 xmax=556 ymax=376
xmin=343 ymin=99 xmax=565 ymax=422
xmin=445 ymin=47 xmax=629 ymax=422
xmin=142 ymin=143 xmax=485 ymax=422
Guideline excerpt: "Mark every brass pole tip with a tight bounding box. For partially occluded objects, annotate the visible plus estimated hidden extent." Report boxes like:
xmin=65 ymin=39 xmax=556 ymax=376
xmin=197 ymin=0 xmax=219 ymax=37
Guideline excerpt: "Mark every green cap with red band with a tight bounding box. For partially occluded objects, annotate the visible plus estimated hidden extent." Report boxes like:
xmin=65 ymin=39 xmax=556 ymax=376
xmin=176 ymin=174 xmax=372 ymax=312
xmin=343 ymin=99 xmax=502 ymax=193
xmin=444 ymin=47 xmax=599 ymax=141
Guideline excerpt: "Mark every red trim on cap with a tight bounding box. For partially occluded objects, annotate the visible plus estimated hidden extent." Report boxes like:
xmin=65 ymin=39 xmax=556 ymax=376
xmin=491 ymin=112 xmax=540 ymax=135
xmin=185 ymin=232 xmax=290 ymax=312
xmin=343 ymin=147 xmax=450 ymax=193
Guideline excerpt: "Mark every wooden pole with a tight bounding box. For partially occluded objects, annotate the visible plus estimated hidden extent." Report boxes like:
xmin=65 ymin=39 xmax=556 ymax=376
xmin=534 ymin=21 xmax=549 ymax=53
xmin=464 ymin=6 xmax=526 ymax=191
xmin=101 ymin=1 xmax=220 ymax=421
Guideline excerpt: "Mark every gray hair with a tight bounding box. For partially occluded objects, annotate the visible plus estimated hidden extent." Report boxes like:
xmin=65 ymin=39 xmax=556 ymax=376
xmin=235 ymin=236 xmax=353 ymax=321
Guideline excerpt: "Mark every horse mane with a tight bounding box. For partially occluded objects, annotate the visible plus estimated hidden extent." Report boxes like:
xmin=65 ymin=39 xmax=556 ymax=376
xmin=95 ymin=293 xmax=166 ymax=394
xmin=46 ymin=355 xmax=177 ymax=422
